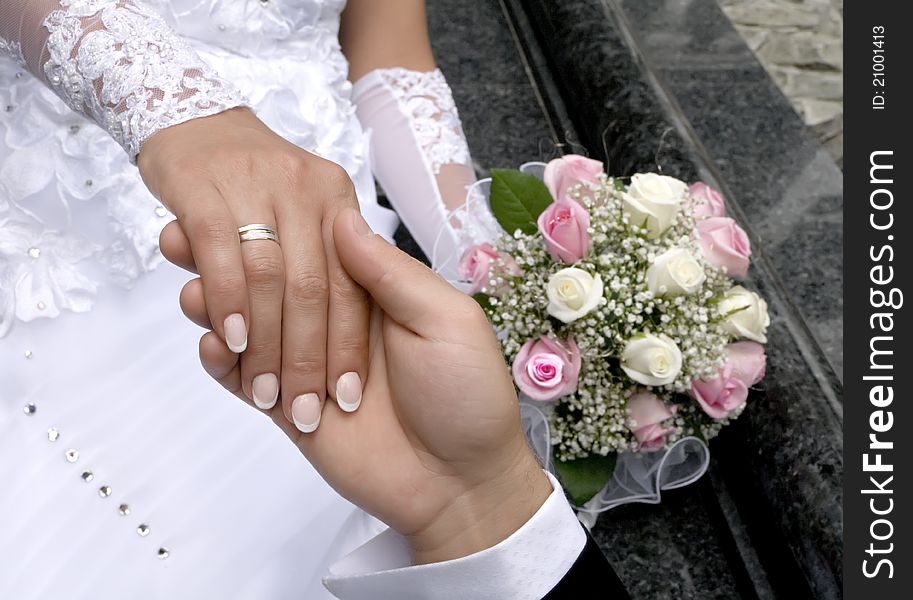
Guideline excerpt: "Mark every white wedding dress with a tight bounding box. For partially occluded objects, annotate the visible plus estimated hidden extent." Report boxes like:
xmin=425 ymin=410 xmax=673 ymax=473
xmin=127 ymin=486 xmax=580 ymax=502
xmin=0 ymin=1 xmax=499 ymax=598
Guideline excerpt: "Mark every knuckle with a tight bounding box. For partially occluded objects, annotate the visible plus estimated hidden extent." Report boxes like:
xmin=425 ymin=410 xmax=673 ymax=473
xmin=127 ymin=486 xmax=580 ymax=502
xmin=186 ymin=214 xmax=236 ymax=247
xmin=244 ymin=338 xmax=279 ymax=362
xmin=318 ymin=163 xmax=357 ymax=203
xmin=329 ymin=268 xmax=367 ymax=302
xmin=284 ymin=349 xmax=324 ymax=379
xmin=245 ymin=254 xmax=284 ymax=289
xmin=231 ymin=153 xmax=258 ymax=180
xmin=208 ymin=273 xmax=246 ymax=299
xmin=276 ymin=152 xmax=311 ymax=184
xmin=331 ymin=334 xmax=367 ymax=360
xmin=285 ymin=271 xmax=329 ymax=310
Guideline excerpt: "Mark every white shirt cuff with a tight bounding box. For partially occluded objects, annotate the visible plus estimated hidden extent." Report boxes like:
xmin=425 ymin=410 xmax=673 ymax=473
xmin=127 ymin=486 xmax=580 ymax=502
xmin=323 ymin=471 xmax=586 ymax=600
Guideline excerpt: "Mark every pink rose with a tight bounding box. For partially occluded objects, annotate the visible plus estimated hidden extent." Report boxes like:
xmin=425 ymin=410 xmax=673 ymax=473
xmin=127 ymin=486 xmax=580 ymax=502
xmin=690 ymin=366 xmax=748 ymax=420
xmin=543 ymin=154 xmax=604 ymax=202
xmin=689 ymin=342 xmax=765 ymax=419
xmin=537 ymin=199 xmax=591 ymax=263
xmin=511 ymin=335 xmax=581 ymax=402
xmin=626 ymin=391 xmax=677 ymax=451
xmin=725 ymin=341 xmax=767 ymax=387
xmin=696 ymin=217 xmax=751 ymax=278
xmin=688 ymin=182 xmax=726 ymax=218
xmin=458 ymin=243 xmax=520 ymax=295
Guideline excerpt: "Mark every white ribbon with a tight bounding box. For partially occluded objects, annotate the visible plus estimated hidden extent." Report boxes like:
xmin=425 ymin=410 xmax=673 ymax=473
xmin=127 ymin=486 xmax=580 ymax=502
xmin=520 ymin=400 xmax=710 ymax=530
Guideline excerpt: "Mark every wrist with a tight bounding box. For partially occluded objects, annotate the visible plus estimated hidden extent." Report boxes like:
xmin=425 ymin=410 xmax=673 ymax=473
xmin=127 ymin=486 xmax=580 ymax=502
xmin=406 ymin=444 xmax=552 ymax=565
xmin=136 ymin=107 xmax=258 ymax=185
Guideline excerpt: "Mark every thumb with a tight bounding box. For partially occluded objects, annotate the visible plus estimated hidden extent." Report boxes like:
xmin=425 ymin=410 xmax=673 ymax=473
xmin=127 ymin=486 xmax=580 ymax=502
xmin=333 ymin=208 xmax=465 ymax=333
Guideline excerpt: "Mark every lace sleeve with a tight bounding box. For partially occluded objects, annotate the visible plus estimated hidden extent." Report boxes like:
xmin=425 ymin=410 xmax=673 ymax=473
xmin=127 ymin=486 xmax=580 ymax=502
xmin=352 ymin=68 xmax=500 ymax=280
xmin=0 ymin=0 xmax=247 ymax=161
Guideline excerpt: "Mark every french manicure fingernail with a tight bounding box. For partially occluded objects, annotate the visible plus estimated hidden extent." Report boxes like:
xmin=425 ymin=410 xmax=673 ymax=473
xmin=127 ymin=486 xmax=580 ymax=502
xmin=336 ymin=372 xmax=362 ymax=413
xmin=292 ymin=393 xmax=321 ymax=433
xmin=252 ymin=373 xmax=279 ymax=410
xmin=352 ymin=211 xmax=373 ymax=237
xmin=224 ymin=314 xmax=247 ymax=353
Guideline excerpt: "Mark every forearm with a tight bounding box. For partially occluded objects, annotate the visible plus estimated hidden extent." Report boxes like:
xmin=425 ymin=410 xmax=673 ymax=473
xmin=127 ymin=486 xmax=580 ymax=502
xmin=342 ymin=1 xmax=498 ymax=277
xmin=340 ymin=0 xmax=436 ymax=80
xmin=1 ymin=0 xmax=246 ymax=161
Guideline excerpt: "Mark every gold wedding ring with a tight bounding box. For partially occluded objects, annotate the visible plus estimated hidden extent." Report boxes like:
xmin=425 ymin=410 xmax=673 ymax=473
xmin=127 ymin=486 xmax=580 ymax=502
xmin=238 ymin=224 xmax=279 ymax=245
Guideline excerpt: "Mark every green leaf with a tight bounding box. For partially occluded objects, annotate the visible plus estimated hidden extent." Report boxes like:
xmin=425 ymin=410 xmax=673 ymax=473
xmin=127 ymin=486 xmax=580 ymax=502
xmin=712 ymin=302 xmax=749 ymax=323
xmin=489 ymin=169 xmax=555 ymax=235
xmin=555 ymin=452 xmax=618 ymax=506
xmin=612 ymin=178 xmax=626 ymax=192
xmin=472 ymin=293 xmax=493 ymax=312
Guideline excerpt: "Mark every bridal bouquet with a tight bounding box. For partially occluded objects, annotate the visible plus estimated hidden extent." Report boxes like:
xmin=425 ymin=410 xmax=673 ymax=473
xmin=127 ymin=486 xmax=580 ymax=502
xmin=457 ymin=156 xmax=770 ymax=505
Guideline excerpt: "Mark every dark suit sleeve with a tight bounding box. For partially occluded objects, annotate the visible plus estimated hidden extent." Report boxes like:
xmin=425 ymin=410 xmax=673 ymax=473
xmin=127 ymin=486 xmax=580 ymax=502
xmin=542 ymin=528 xmax=630 ymax=599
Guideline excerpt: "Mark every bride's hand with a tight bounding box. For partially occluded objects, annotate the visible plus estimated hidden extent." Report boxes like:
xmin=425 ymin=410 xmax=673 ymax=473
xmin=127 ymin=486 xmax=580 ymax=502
xmin=144 ymin=108 xmax=369 ymax=432
xmin=177 ymin=208 xmax=552 ymax=564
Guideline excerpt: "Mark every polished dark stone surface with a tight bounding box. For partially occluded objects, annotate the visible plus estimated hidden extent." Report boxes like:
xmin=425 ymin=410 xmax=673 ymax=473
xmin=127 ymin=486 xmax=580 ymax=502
xmin=422 ymin=0 xmax=843 ymax=598
xmin=618 ymin=0 xmax=844 ymax=379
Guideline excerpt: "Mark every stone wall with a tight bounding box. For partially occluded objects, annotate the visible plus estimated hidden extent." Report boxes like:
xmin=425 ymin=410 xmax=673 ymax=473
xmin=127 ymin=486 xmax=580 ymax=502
xmin=719 ymin=0 xmax=843 ymax=166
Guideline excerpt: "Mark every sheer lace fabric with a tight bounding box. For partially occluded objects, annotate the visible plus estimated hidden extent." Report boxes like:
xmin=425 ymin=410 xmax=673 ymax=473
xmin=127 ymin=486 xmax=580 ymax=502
xmin=0 ymin=0 xmax=247 ymax=161
xmin=352 ymin=67 xmax=500 ymax=279
xmin=0 ymin=0 xmax=393 ymax=337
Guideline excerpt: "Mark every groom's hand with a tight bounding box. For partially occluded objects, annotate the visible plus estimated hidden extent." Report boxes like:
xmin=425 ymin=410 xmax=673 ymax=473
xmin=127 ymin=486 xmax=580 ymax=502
xmin=326 ymin=208 xmax=552 ymax=562
xmin=184 ymin=208 xmax=551 ymax=563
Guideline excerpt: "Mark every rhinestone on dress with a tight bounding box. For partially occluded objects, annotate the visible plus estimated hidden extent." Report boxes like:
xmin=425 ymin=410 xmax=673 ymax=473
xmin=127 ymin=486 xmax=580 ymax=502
xmin=27 ymin=247 xmax=41 ymax=258
xmin=69 ymin=124 xmax=81 ymax=134
xmin=157 ymin=548 xmax=170 ymax=560
xmin=85 ymin=179 xmax=93 ymax=187
xmin=98 ymin=485 xmax=112 ymax=498
xmin=65 ymin=449 xmax=79 ymax=463
xmin=24 ymin=350 xmax=33 ymax=359
xmin=23 ymin=403 xmax=37 ymax=416
xmin=137 ymin=524 xmax=150 ymax=537
xmin=154 ymin=206 xmax=167 ymax=217
xmin=81 ymin=471 xmax=94 ymax=482
xmin=37 ymin=301 xmax=46 ymax=311
xmin=47 ymin=427 xmax=60 ymax=442
xmin=117 ymin=504 xmax=130 ymax=516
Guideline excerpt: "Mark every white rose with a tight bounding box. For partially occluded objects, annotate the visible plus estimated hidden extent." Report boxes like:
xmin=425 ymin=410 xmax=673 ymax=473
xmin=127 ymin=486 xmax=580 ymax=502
xmin=718 ymin=285 xmax=770 ymax=343
xmin=546 ymin=268 xmax=604 ymax=323
xmin=621 ymin=333 xmax=683 ymax=386
xmin=646 ymin=248 xmax=705 ymax=296
xmin=622 ymin=173 xmax=687 ymax=238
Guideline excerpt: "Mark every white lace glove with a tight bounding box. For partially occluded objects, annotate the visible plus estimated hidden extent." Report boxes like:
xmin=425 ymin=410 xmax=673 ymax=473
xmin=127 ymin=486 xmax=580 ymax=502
xmin=352 ymin=67 xmax=500 ymax=280
xmin=0 ymin=0 xmax=246 ymax=161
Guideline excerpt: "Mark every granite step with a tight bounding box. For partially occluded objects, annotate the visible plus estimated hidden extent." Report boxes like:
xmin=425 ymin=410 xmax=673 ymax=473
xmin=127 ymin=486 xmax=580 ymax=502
xmin=420 ymin=0 xmax=843 ymax=597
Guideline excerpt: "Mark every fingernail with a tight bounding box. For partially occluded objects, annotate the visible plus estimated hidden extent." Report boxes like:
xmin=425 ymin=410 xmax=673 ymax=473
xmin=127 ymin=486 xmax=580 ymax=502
xmin=252 ymin=373 xmax=279 ymax=410
xmin=224 ymin=314 xmax=247 ymax=353
xmin=292 ymin=393 xmax=321 ymax=433
xmin=336 ymin=372 xmax=362 ymax=413
xmin=352 ymin=211 xmax=373 ymax=237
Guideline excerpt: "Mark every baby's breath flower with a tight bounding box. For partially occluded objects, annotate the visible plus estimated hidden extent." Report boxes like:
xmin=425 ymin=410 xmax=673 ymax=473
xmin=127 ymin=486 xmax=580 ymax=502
xmin=477 ymin=177 xmax=741 ymax=460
